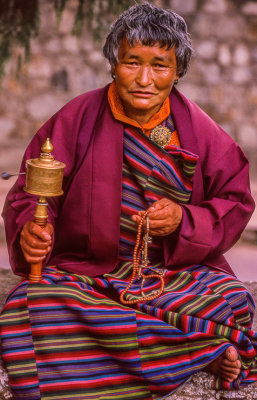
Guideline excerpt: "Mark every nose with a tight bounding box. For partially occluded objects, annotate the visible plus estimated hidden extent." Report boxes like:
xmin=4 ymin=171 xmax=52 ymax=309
xmin=135 ymin=66 xmax=152 ymax=86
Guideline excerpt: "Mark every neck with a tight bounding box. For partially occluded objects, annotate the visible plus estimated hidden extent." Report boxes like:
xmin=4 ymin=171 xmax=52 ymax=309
xmin=123 ymin=105 xmax=160 ymax=126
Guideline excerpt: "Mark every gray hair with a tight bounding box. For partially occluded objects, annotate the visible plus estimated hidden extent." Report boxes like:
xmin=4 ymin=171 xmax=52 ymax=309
xmin=103 ymin=2 xmax=192 ymax=78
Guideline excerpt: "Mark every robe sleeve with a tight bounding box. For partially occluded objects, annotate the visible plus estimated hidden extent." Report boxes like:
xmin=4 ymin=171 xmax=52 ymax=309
xmin=165 ymin=141 xmax=255 ymax=268
xmin=2 ymin=121 xmax=58 ymax=276
xmin=1 ymin=92 xmax=89 ymax=276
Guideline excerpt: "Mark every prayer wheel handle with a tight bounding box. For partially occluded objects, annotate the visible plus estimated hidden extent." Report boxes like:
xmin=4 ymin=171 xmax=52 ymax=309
xmin=24 ymin=139 xmax=65 ymax=283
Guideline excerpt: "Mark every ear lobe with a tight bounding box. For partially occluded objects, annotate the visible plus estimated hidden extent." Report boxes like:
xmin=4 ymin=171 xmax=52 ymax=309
xmin=111 ymin=66 xmax=116 ymax=80
xmin=174 ymin=73 xmax=179 ymax=85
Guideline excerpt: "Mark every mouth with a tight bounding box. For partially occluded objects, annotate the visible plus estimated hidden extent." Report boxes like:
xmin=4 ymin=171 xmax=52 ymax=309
xmin=130 ymin=91 xmax=157 ymax=98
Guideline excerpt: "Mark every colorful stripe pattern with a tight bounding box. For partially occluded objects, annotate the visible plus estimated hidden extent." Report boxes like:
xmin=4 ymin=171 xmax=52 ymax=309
xmin=119 ymin=120 xmax=198 ymax=261
xmin=1 ymin=120 xmax=257 ymax=399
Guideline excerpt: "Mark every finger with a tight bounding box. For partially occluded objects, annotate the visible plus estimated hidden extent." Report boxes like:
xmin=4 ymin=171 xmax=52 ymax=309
xmin=20 ymin=239 xmax=50 ymax=257
xmin=29 ymin=223 xmax=52 ymax=241
xmin=149 ymin=227 xmax=172 ymax=236
xmin=23 ymin=253 xmax=47 ymax=264
xmin=132 ymin=201 xmax=170 ymax=220
xmin=20 ymin=242 xmax=50 ymax=265
xmin=148 ymin=210 xmax=168 ymax=220
xmin=44 ymin=223 xmax=54 ymax=236
xmin=149 ymin=218 xmax=180 ymax=236
xmin=22 ymin=221 xmax=53 ymax=245
xmin=21 ymin=243 xmax=52 ymax=264
xmin=20 ymin=231 xmax=51 ymax=249
xmin=148 ymin=203 xmax=180 ymax=220
xmin=220 ymin=365 xmax=241 ymax=375
xmin=148 ymin=198 xmax=172 ymax=212
xmin=132 ymin=211 xmax=151 ymax=223
xmin=131 ymin=215 xmax=142 ymax=224
xmin=220 ymin=359 xmax=241 ymax=369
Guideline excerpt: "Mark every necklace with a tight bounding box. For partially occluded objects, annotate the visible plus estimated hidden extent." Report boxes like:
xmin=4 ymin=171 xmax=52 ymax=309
xmin=120 ymin=211 xmax=165 ymax=305
xmin=150 ymin=125 xmax=172 ymax=148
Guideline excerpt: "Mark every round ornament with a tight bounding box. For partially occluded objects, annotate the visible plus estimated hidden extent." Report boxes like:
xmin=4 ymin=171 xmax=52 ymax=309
xmin=149 ymin=125 xmax=171 ymax=148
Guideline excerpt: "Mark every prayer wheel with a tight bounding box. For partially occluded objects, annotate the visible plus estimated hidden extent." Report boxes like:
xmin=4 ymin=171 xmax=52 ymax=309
xmin=24 ymin=138 xmax=65 ymax=283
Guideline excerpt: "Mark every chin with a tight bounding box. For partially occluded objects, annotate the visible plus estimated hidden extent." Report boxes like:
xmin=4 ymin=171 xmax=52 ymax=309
xmin=130 ymin=100 xmax=157 ymax=111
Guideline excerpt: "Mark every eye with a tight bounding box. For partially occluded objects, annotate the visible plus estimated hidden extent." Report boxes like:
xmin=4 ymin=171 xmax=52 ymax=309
xmin=126 ymin=61 xmax=139 ymax=66
xmin=153 ymin=64 xmax=168 ymax=69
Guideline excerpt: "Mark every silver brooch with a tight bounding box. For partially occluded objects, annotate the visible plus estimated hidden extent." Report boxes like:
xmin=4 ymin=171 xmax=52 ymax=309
xmin=149 ymin=125 xmax=172 ymax=148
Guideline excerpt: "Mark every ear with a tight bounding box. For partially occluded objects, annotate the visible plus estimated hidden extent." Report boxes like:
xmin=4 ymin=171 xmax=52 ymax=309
xmin=110 ymin=65 xmax=116 ymax=80
xmin=174 ymin=71 xmax=179 ymax=85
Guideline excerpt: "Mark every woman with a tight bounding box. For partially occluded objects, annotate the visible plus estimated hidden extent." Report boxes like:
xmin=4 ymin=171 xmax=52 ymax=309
xmin=1 ymin=3 xmax=257 ymax=399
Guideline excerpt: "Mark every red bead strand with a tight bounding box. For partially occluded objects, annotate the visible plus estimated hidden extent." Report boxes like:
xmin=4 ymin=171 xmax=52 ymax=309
xmin=120 ymin=211 xmax=165 ymax=305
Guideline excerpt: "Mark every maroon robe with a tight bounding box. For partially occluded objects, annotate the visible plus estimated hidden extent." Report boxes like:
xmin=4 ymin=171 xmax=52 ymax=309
xmin=2 ymin=85 xmax=255 ymax=277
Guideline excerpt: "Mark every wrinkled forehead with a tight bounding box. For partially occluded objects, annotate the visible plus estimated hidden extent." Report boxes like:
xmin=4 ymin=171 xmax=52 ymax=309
xmin=119 ymin=33 xmax=175 ymax=52
xmin=117 ymin=38 xmax=176 ymax=61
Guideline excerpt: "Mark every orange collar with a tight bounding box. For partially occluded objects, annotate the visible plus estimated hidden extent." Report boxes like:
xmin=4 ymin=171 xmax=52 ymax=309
xmin=107 ymin=81 xmax=170 ymax=135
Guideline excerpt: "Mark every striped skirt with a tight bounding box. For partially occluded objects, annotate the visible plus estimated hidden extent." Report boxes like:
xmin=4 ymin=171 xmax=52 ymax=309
xmin=1 ymin=262 xmax=257 ymax=400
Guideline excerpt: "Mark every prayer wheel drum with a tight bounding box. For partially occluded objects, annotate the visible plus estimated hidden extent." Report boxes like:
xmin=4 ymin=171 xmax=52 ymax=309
xmin=24 ymin=139 xmax=65 ymax=197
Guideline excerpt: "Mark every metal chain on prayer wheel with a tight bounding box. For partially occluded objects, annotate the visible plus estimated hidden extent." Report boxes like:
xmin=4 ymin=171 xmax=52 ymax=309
xmin=24 ymin=138 xmax=65 ymax=283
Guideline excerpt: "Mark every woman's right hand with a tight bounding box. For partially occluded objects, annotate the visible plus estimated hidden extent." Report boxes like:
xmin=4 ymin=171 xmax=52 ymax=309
xmin=20 ymin=221 xmax=53 ymax=264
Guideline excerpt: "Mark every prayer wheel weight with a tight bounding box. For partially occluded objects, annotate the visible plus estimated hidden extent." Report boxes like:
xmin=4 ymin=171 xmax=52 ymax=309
xmin=24 ymin=138 xmax=65 ymax=283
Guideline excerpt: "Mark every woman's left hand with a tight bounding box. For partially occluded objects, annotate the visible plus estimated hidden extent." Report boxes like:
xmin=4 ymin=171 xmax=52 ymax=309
xmin=132 ymin=198 xmax=182 ymax=236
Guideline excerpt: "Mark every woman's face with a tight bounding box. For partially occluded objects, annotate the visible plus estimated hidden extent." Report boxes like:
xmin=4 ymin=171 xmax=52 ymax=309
xmin=112 ymin=40 xmax=179 ymax=123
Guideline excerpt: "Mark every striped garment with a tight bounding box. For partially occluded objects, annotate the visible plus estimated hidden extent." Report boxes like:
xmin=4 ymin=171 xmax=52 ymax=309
xmin=1 ymin=120 xmax=257 ymax=400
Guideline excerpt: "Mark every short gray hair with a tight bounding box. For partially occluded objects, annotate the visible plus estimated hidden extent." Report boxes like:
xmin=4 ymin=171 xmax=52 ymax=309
xmin=103 ymin=2 xmax=192 ymax=78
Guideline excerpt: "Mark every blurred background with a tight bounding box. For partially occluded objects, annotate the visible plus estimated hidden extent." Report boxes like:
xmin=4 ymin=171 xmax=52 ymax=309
xmin=0 ymin=0 xmax=256 ymax=280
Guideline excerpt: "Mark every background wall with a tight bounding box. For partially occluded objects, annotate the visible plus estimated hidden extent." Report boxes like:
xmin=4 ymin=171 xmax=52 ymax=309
xmin=0 ymin=0 xmax=257 ymax=242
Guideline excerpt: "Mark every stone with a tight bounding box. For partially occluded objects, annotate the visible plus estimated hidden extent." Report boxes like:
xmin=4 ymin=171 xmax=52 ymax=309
xmin=87 ymin=50 xmax=106 ymax=65
xmin=44 ymin=38 xmax=62 ymax=53
xmin=170 ymin=0 xmax=197 ymax=14
xmin=248 ymin=87 xmax=257 ymax=106
xmin=237 ymin=124 xmax=257 ymax=149
xmin=66 ymin=59 xmax=110 ymax=94
xmin=0 ymin=119 xmax=15 ymax=142
xmin=195 ymin=41 xmax=217 ymax=60
xmin=232 ymin=67 xmax=251 ymax=84
xmin=218 ymin=44 xmax=231 ymax=67
xmin=62 ymin=36 xmax=80 ymax=53
xmin=179 ymin=83 xmax=209 ymax=105
xmin=26 ymin=94 xmax=63 ymax=121
xmin=27 ymin=57 xmax=52 ymax=79
xmin=202 ymin=0 xmax=227 ymax=13
xmin=233 ymin=44 xmax=250 ymax=66
xmin=199 ymin=63 xmax=221 ymax=84
xmin=215 ymin=16 xmax=246 ymax=39
xmin=192 ymin=14 xmax=245 ymax=39
xmin=51 ymin=69 xmax=69 ymax=91
xmin=39 ymin=2 xmax=56 ymax=33
xmin=57 ymin=8 xmax=76 ymax=35
xmin=253 ymin=47 xmax=257 ymax=63
xmin=242 ymin=2 xmax=257 ymax=16
xmin=29 ymin=38 xmax=41 ymax=55
xmin=247 ymin=18 xmax=257 ymax=41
